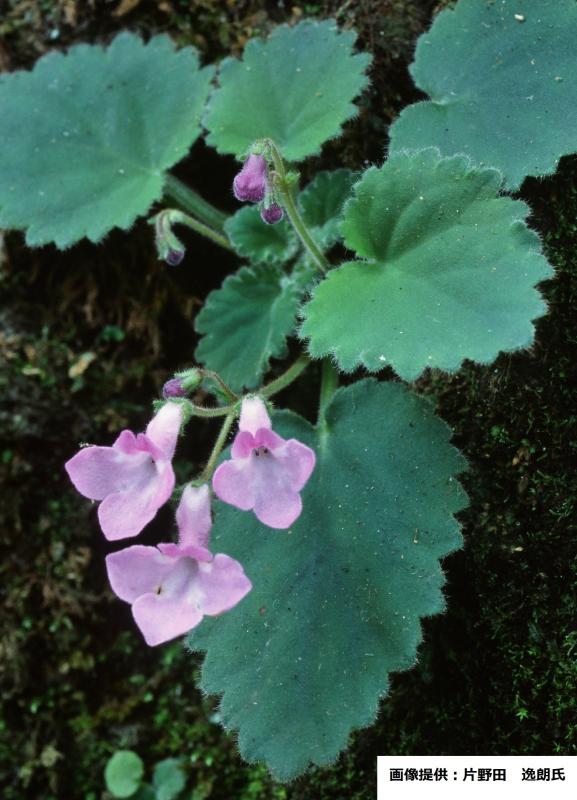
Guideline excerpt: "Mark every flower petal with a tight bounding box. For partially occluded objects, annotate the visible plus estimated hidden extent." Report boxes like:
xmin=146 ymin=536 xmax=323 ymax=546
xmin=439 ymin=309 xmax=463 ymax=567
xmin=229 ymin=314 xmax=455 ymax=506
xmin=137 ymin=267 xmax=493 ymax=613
xmin=212 ymin=459 xmax=256 ymax=512
xmin=253 ymin=484 xmax=302 ymax=528
xmin=64 ymin=444 xmax=151 ymax=501
xmin=145 ymin=402 xmax=182 ymax=458
xmin=132 ymin=592 xmax=203 ymax=646
xmin=239 ymin=396 xmax=271 ymax=435
xmin=195 ymin=554 xmax=252 ymax=616
xmin=97 ymin=462 xmax=175 ymax=540
xmin=106 ymin=545 xmax=175 ymax=603
xmin=249 ymin=451 xmax=309 ymax=527
xmin=157 ymin=543 xmax=212 ymax=562
xmin=254 ymin=428 xmax=285 ymax=450
xmin=176 ymin=484 xmax=212 ymax=548
xmin=273 ymin=438 xmax=316 ymax=491
xmin=114 ymin=430 xmax=143 ymax=455
xmin=231 ymin=430 xmax=255 ymax=459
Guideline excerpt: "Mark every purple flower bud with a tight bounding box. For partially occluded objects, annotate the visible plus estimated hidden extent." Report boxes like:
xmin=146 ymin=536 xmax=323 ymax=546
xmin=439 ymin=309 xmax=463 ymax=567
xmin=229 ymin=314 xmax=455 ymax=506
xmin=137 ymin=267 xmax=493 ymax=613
xmin=233 ymin=154 xmax=268 ymax=203
xmin=165 ymin=248 xmax=185 ymax=266
xmin=162 ymin=378 xmax=187 ymax=399
xmin=260 ymin=203 xmax=284 ymax=225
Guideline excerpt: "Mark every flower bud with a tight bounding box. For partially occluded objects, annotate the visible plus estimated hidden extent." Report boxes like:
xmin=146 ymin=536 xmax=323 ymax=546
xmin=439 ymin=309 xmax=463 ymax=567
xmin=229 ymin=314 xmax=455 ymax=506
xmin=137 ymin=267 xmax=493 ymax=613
xmin=165 ymin=247 xmax=185 ymax=266
xmin=162 ymin=378 xmax=187 ymax=399
xmin=152 ymin=209 xmax=186 ymax=266
xmin=233 ymin=154 xmax=268 ymax=203
xmin=260 ymin=203 xmax=284 ymax=225
xmin=162 ymin=368 xmax=202 ymax=399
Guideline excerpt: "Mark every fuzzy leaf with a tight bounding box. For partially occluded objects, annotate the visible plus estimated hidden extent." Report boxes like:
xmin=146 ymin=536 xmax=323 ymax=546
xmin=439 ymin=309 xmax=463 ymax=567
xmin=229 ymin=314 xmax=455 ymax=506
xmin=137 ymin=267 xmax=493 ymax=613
xmin=224 ymin=206 xmax=298 ymax=264
xmin=195 ymin=265 xmax=302 ymax=391
xmin=0 ymin=33 xmax=214 ymax=247
xmin=190 ymin=380 xmax=467 ymax=780
xmin=300 ymin=149 xmax=552 ymax=380
xmin=299 ymin=169 xmax=356 ymax=248
xmin=204 ymin=20 xmax=370 ymax=161
xmin=388 ymin=0 xmax=577 ymax=190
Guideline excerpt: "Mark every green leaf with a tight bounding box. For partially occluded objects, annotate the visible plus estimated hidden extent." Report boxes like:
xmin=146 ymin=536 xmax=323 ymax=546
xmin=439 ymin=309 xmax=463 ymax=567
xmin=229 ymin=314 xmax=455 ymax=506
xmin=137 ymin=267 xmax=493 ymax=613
xmin=204 ymin=20 xmax=370 ymax=161
xmin=299 ymin=169 xmax=356 ymax=248
xmin=152 ymin=758 xmax=187 ymax=800
xmin=300 ymin=149 xmax=552 ymax=380
xmin=224 ymin=206 xmax=298 ymax=264
xmin=189 ymin=380 xmax=467 ymax=780
xmin=0 ymin=33 xmax=214 ymax=247
xmin=104 ymin=751 xmax=144 ymax=799
xmin=195 ymin=265 xmax=302 ymax=391
xmin=388 ymin=0 xmax=577 ymax=190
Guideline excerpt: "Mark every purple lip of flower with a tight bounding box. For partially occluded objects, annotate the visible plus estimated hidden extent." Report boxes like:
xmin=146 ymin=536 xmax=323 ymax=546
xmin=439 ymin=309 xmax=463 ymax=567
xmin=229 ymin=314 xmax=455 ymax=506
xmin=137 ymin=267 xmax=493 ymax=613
xmin=260 ymin=203 xmax=284 ymax=225
xmin=105 ymin=484 xmax=252 ymax=646
xmin=212 ymin=396 xmax=316 ymax=529
xmin=233 ymin=154 xmax=268 ymax=203
xmin=64 ymin=403 xmax=183 ymax=541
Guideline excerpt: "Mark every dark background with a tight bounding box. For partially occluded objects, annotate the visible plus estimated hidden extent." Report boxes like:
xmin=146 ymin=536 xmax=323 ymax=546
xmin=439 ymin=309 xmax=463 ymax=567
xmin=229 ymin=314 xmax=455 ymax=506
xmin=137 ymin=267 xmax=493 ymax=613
xmin=1 ymin=1 xmax=577 ymax=798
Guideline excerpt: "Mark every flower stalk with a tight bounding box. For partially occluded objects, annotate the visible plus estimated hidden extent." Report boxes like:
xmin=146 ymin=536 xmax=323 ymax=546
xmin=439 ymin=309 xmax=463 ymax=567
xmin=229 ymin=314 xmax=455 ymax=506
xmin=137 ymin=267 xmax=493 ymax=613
xmin=164 ymin=173 xmax=228 ymax=233
xmin=265 ymin=139 xmax=329 ymax=273
xmin=152 ymin=208 xmax=233 ymax=259
xmin=200 ymin=411 xmax=237 ymax=482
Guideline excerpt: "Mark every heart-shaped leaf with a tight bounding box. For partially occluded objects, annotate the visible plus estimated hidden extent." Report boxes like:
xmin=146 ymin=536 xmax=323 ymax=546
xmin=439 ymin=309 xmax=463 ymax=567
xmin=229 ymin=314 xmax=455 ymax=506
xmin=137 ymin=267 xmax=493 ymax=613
xmin=204 ymin=20 xmax=370 ymax=162
xmin=299 ymin=169 xmax=356 ymax=248
xmin=0 ymin=33 xmax=214 ymax=247
xmin=224 ymin=206 xmax=298 ymax=264
xmin=388 ymin=0 xmax=577 ymax=190
xmin=300 ymin=149 xmax=552 ymax=380
xmin=195 ymin=265 xmax=302 ymax=391
xmin=190 ymin=379 xmax=467 ymax=779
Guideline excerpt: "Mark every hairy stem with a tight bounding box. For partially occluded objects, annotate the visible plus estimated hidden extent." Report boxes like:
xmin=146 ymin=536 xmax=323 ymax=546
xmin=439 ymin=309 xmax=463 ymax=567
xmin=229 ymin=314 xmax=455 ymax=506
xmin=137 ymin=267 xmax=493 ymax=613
xmin=200 ymin=412 xmax=237 ymax=482
xmin=318 ymin=359 xmax=339 ymax=423
xmin=164 ymin=174 xmax=229 ymax=233
xmin=267 ymin=140 xmax=329 ymax=273
xmin=172 ymin=209 xmax=233 ymax=252
xmin=200 ymin=369 xmax=239 ymax=403
xmin=260 ymin=354 xmax=310 ymax=399
xmin=189 ymin=402 xmax=237 ymax=419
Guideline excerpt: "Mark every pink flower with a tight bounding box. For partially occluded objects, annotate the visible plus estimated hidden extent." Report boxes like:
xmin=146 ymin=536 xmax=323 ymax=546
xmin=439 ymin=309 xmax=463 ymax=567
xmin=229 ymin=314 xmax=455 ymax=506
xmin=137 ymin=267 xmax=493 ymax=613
xmin=105 ymin=485 xmax=252 ymax=646
xmin=65 ymin=402 xmax=182 ymax=541
xmin=233 ymin=154 xmax=268 ymax=203
xmin=212 ymin=397 xmax=316 ymax=529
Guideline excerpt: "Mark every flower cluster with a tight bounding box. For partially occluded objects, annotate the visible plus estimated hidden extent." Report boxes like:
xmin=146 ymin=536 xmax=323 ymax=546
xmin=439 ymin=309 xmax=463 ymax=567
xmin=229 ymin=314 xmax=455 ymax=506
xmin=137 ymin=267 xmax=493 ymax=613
xmin=233 ymin=153 xmax=284 ymax=225
xmin=65 ymin=395 xmax=315 ymax=645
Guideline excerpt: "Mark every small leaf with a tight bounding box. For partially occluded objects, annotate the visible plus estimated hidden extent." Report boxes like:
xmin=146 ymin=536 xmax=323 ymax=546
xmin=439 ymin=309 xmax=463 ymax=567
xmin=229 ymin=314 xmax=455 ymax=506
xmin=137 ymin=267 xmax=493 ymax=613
xmin=224 ymin=206 xmax=298 ymax=264
xmin=299 ymin=169 xmax=356 ymax=248
xmin=0 ymin=33 xmax=214 ymax=247
xmin=152 ymin=758 xmax=187 ymax=800
xmin=190 ymin=380 xmax=467 ymax=780
xmin=300 ymin=149 xmax=553 ymax=380
xmin=195 ymin=265 xmax=302 ymax=391
xmin=204 ymin=20 xmax=370 ymax=161
xmin=388 ymin=0 xmax=577 ymax=190
xmin=104 ymin=751 xmax=144 ymax=799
